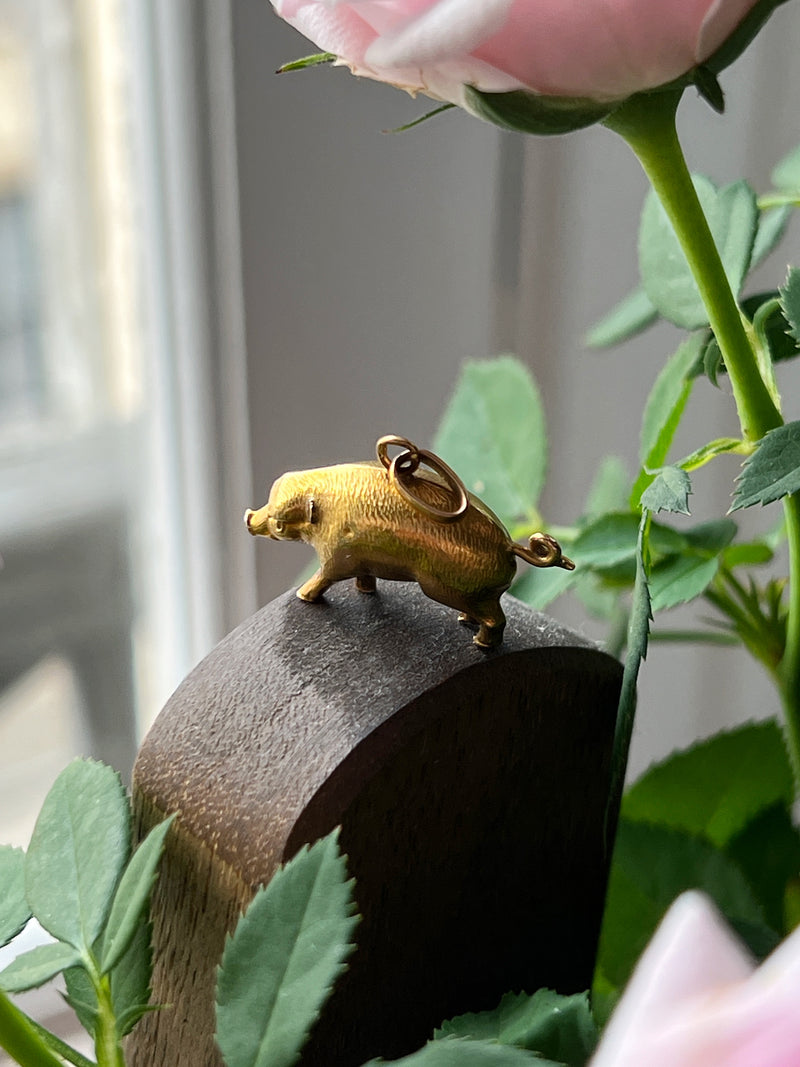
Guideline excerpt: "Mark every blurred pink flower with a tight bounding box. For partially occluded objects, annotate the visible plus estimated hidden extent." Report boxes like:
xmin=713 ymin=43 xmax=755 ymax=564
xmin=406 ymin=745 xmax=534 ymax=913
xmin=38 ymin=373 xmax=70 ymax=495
xmin=590 ymin=891 xmax=800 ymax=1067
xmin=271 ymin=0 xmax=761 ymax=105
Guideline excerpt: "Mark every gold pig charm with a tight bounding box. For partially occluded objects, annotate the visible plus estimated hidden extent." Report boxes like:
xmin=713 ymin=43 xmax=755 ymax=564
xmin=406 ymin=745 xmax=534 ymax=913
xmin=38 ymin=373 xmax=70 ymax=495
xmin=245 ymin=435 xmax=574 ymax=648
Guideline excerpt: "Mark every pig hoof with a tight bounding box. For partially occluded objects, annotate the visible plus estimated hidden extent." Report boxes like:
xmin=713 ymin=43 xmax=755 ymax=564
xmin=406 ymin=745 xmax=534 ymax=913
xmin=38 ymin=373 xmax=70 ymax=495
xmin=474 ymin=627 xmax=503 ymax=649
xmin=296 ymin=589 xmax=321 ymax=603
xmin=458 ymin=613 xmax=478 ymax=629
xmin=297 ymin=572 xmax=332 ymax=602
xmin=356 ymin=576 xmax=377 ymax=594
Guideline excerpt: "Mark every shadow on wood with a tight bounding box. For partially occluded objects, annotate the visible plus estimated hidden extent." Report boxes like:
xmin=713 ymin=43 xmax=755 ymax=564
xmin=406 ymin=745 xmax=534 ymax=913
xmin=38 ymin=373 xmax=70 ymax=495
xmin=127 ymin=582 xmax=623 ymax=1066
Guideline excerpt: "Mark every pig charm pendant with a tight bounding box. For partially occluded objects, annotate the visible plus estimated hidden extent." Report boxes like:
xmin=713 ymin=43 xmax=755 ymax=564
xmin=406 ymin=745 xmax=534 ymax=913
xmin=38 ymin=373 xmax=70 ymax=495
xmin=245 ymin=435 xmax=574 ymax=649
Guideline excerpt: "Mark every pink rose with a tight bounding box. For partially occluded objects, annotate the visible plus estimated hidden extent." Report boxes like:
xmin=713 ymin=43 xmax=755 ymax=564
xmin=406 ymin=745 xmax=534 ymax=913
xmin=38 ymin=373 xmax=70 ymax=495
xmin=272 ymin=0 xmax=763 ymax=107
xmin=590 ymin=891 xmax=800 ymax=1067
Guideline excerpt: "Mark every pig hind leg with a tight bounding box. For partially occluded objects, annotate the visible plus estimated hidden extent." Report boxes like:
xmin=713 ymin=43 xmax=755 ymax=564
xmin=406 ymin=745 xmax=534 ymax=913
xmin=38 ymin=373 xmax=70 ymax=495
xmin=355 ymin=575 xmax=377 ymax=594
xmin=418 ymin=577 xmax=506 ymax=648
xmin=470 ymin=596 xmax=506 ymax=649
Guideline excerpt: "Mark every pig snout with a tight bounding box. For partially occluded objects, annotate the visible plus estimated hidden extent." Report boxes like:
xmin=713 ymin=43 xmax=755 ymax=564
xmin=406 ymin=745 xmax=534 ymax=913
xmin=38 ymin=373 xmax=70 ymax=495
xmin=244 ymin=505 xmax=274 ymax=538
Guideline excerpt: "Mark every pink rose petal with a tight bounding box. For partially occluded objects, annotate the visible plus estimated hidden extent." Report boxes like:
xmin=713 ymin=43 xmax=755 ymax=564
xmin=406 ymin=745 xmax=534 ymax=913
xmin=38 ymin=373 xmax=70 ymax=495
xmin=270 ymin=0 xmax=763 ymax=103
xmin=591 ymin=892 xmax=800 ymax=1067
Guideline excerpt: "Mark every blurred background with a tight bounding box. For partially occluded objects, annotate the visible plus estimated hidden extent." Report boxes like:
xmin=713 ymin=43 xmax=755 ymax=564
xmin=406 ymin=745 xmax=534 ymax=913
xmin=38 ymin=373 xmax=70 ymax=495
xmin=2 ymin=0 xmax=800 ymax=855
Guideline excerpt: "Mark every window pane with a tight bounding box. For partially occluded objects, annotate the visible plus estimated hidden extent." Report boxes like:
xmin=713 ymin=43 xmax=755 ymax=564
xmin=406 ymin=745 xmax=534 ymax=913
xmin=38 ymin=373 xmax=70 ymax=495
xmin=0 ymin=0 xmax=188 ymax=847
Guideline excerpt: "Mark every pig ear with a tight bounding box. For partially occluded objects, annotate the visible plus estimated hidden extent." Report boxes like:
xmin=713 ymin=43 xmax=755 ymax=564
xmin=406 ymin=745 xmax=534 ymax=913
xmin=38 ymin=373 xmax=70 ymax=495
xmin=307 ymin=498 xmax=319 ymax=524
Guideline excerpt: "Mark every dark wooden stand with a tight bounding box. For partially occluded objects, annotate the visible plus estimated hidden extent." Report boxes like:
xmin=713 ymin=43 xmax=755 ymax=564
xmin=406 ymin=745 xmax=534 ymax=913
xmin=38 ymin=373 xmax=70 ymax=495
xmin=127 ymin=583 xmax=623 ymax=1066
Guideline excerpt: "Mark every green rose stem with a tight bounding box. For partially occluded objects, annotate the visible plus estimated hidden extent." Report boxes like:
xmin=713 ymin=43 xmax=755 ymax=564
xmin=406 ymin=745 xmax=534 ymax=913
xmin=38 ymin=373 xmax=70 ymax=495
xmin=603 ymin=89 xmax=800 ymax=793
xmin=0 ymin=991 xmax=65 ymax=1067
xmin=781 ymin=498 xmax=800 ymax=787
xmin=603 ymin=90 xmax=781 ymax=440
xmin=91 ymin=968 xmax=125 ymax=1067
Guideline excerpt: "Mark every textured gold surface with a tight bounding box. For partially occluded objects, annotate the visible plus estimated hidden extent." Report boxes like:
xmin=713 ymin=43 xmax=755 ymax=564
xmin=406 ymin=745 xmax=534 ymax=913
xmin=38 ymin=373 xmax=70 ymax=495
xmin=246 ymin=444 xmax=573 ymax=648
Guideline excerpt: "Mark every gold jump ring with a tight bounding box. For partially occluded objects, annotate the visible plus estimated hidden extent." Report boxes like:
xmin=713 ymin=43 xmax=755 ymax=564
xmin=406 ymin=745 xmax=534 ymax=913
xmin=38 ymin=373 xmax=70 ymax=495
xmin=376 ymin=434 xmax=420 ymax=475
xmin=377 ymin=435 xmax=468 ymax=524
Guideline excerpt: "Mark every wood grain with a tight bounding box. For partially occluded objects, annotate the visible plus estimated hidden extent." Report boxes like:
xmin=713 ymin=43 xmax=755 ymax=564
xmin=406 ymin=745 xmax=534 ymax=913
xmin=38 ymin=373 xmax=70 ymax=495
xmin=127 ymin=582 xmax=623 ymax=1066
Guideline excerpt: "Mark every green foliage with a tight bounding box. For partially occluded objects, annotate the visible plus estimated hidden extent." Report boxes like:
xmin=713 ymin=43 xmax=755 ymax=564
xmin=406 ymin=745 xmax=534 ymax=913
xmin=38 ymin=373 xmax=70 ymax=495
xmin=691 ymin=65 xmax=724 ymax=113
xmin=0 ymin=993 xmax=67 ymax=1067
xmin=276 ymin=53 xmax=336 ymax=74
xmin=570 ymin=512 xmax=684 ymax=571
xmin=0 ymin=759 xmax=171 ymax=1066
xmin=705 ymin=570 xmax=787 ymax=676
xmin=726 ymin=803 xmax=800 ymax=933
xmin=364 ymin=1038 xmax=555 ymax=1066
xmin=436 ymin=989 xmax=597 ymax=1066
xmin=215 ymin=829 xmax=358 ymax=1067
xmin=649 ymin=553 xmax=721 ymax=612
xmin=639 ymin=177 xmax=757 ymax=329
xmin=623 ymin=721 xmax=794 ymax=847
xmin=683 ymin=519 xmax=738 ymax=552
xmin=25 ymin=760 xmax=130 ymax=953
xmin=700 ymin=335 xmax=725 ymax=386
xmin=0 ymin=848 xmax=29 ymax=949
xmin=429 ymin=355 xmax=783 ymax=659
xmin=542 ymin=507 xmax=743 ymax=628
xmin=591 ymin=174 xmax=793 ymax=354
xmin=772 ymin=141 xmax=800 ymax=194
xmin=639 ymin=467 xmax=691 ymax=515
xmin=101 ymin=816 xmax=174 ymax=974
xmin=582 ymin=456 xmax=630 ymax=519
xmin=0 ymin=943 xmax=82 ymax=994
xmin=433 ymin=356 xmax=547 ymax=525
xmin=731 ymin=421 xmax=800 ymax=510
xmin=512 ymin=454 xmax=629 ymax=613
xmin=637 ymin=337 xmax=702 ymax=475
xmin=570 ymin=513 xmax=641 ymax=570
xmin=750 ymin=206 xmax=792 ymax=267
xmin=108 ymin=915 xmax=157 ymax=1038
xmin=426 ymin=343 xmax=791 ymax=758
xmin=385 ymin=105 xmax=457 ymax=134
xmin=65 ymin=906 xmax=160 ymax=1040
xmin=780 ymin=266 xmax=800 ymax=345
xmin=585 ymin=289 xmax=657 ymax=349
xmin=695 ymin=292 xmax=799 ymax=389
xmin=678 ymin=437 xmax=744 ymax=472
xmin=595 ymin=718 xmax=800 ymax=1034
xmin=63 ymin=966 xmax=100 ymax=1037
xmin=596 ymin=818 xmax=777 ymax=995
xmin=723 ymin=539 xmax=774 ymax=568
xmin=630 ymin=336 xmax=702 ymax=504
xmin=607 ymin=515 xmax=652 ymax=827
xmin=511 ymin=564 xmax=576 ymax=611
xmin=648 ymin=519 xmax=736 ymax=612
xmin=598 ymin=721 xmax=799 ymax=1017
xmin=26 ymin=1018 xmax=95 ymax=1067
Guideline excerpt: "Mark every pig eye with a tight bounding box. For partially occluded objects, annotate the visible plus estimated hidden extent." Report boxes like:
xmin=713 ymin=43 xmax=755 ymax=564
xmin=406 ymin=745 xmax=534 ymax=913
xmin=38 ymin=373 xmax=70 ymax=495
xmin=274 ymin=519 xmax=286 ymax=534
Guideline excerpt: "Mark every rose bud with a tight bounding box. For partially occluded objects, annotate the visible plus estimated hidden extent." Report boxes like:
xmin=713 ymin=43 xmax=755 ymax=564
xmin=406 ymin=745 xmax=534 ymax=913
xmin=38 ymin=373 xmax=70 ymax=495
xmin=271 ymin=0 xmax=778 ymax=132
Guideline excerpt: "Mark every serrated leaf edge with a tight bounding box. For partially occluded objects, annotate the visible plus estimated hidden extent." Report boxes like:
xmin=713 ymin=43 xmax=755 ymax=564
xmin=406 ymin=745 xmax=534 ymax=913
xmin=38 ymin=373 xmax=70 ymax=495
xmin=215 ymin=832 xmax=359 ymax=1067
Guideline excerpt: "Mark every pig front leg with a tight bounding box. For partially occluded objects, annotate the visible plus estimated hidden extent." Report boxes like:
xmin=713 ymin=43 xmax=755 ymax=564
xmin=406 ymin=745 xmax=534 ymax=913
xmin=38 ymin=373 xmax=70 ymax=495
xmin=297 ymin=569 xmax=333 ymax=602
xmin=355 ymin=575 xmax=377 ymax=594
